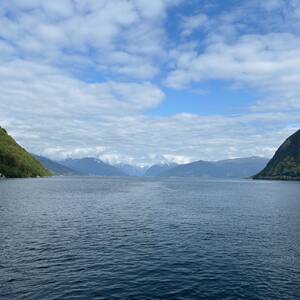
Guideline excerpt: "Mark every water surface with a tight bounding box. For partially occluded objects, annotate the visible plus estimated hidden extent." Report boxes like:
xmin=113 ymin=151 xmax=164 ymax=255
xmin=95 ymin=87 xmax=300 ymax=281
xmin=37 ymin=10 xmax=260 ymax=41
xmin=1 ymin=177 xmax=300 ymax=299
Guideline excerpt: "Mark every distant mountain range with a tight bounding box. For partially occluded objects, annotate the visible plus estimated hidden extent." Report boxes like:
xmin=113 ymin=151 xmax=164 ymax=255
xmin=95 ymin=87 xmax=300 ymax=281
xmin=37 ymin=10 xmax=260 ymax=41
xmin=3 ymin=125 xmax=300 ymax=180
xmin=33 ymin=155 xmax=80 ymax=176
xmin=144 ymin=163 xmax=178 ymax=177
xmin=254 ymin=129 xmax=300 ymax=180
xmin=0 ymin=123 xmax=300 ymax=180
xmin=0 ymin=127 xmax=51 ymax=178
xmin=159 ymin=157 xmax=269 ymax=178
xmin=59 ymin=157 xmax=125 ymax=176
xmin=34 ymin=156 xmax=269 ymax=179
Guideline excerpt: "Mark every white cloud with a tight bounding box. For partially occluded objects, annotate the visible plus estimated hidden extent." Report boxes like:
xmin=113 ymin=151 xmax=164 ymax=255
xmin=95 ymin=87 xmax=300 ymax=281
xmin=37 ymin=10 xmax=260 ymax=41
xmin=3 ymin=99 xmax=300 ymax=166
xmin=44 ymin=146 xmax=107 ymax=160
xmin=167 ymin=34 xmax=300 ymax=90
xmin=0 ymin=60 xmax=164 ymax=118
xmin=0 ymin=0 xmax=182 ymax=80
xmin=162 ymin=154 xmax=192 ymax=164
xmin=181 ymin=13 xmax=208 ymax=37
xmin=166 ymin=0 xmax=300 ymax=112
xmin=0 ymin=0 xmax=299 ymax=166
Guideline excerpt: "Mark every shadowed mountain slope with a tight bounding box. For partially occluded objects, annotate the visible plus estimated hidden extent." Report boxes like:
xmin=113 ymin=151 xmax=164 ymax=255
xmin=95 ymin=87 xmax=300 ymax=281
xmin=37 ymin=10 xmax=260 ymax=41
xmin=159 ymin=157 xmax=268 ymax=179
xmin=254 ymin=130 xmax=300 ymax=180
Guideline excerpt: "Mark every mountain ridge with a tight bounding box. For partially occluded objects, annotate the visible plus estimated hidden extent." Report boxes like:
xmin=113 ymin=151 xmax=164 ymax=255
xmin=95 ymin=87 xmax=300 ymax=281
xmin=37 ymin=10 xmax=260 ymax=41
xmin=254 ymin=129 xmax=300 ymax=180
xmin=39 ymin=156 xmax=270 ymax=179
xmin=33 ymin=154 xmax=80 ymax=176
xmin=0 ymin=127 xmax=51 ymax=178
xmin=144 ymin=163 xmax=178 ymax=177
xmin=159 ymin=157 xmax=269 ymax=178
xmin=59 ymin=157 xmax=126 ymax=176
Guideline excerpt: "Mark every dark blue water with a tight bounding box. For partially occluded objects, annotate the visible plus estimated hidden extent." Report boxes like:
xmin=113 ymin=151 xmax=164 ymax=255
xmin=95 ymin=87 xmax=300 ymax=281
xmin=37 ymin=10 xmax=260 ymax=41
xmin=1 ymin=177 xmax=300 ymax=299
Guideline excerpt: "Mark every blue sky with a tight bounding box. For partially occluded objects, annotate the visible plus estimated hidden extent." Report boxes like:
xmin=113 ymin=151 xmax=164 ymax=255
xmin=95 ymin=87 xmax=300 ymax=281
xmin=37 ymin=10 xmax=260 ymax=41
xmin=0 ymin=0 xmax=300 ymax=165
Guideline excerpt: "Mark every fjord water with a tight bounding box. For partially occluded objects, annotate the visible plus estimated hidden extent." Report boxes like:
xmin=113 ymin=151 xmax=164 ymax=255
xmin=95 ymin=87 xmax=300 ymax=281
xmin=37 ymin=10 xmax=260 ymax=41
xmin=1 ymin=178 xmax=300 ymax=299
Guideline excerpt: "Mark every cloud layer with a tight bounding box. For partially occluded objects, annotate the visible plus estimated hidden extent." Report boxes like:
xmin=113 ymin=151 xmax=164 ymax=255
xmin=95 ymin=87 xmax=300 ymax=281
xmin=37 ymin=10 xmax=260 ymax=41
xmin=0 ymin=0 xmax=299 ymax=165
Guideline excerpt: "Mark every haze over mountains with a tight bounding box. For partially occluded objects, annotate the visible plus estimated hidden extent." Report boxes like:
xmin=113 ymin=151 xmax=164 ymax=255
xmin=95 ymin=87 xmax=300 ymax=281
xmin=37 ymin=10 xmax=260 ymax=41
xmin=144 ymin=163 xmax=178 ymax=177
xmin=159 ymin=157 xmax=269 ymax=179
xmin=30 ymin=128 xmax=300 ymax=180
xmin=115 ymin=164 xmax=149 ymax=177
xmin=34 ymin=155 xmax=269 ymax=179
xmin=59 ymin=158 xmax=126 ymax=177
xmin=2 ymin=125 xmax=300 ymax=180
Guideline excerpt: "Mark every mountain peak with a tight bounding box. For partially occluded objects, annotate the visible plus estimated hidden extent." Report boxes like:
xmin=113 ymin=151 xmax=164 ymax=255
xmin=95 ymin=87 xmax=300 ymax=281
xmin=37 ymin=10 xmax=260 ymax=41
xmin=144 ymin=163 xmax=178 ymax=177
xmin=59 ymin=157 xmax=125 ymax=176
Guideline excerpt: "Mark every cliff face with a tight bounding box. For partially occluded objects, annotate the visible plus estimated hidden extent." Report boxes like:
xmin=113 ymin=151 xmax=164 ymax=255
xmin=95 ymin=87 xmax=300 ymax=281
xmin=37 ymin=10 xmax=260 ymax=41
xmin=0 ymin=127 xmax=51 ymax=178
xmin=254 ymin=130 xmax=300 ymax=180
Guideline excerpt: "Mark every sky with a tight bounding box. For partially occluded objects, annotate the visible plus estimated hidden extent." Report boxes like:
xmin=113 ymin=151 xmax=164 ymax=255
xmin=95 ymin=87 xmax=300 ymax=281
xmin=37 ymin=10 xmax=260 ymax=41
xmin=0 ymin=0 xmax=300 ymax=166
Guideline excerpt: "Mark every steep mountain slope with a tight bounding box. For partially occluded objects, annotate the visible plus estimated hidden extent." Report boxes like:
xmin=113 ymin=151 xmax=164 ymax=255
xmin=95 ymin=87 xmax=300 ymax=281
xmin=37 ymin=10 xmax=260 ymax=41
xmin=159 ymin=157 xmax=268 ymax=179
xmin=0 ymin=127 xmax=51 ymax=178
xmin=144 ymin=163 xmax=178 ymax=177
xmin=254 ymin=130 xmax=300 ymax=180
xmin=33 ymin=154 xmax=80 ymax=176
xmin=216 ymin=157 xmax=269 ymax=179
xmin=59 ymin=158 xmax=126 ymax=176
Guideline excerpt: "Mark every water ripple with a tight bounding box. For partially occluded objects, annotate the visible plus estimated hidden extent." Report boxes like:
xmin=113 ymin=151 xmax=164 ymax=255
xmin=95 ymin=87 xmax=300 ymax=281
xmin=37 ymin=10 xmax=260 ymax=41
xmin=1 ymin=177 xmax=300 ymax=299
